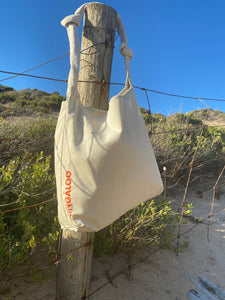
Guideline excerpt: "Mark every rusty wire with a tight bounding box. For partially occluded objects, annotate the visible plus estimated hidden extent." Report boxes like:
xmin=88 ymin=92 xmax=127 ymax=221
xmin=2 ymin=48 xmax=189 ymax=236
xmin=1 ymin=69 xmax=225 ymax=103
xmin=80 ymin=42 xmax=115 ymax=56
xmin=0 ymin=197 xmax=56 ymax=215
xmin=1 ymin=154 xmax=224 ymax=299
xmin=0 ymin=136 xmax=54 ymax=141
xmin=83 ymin=25 xmax=116 ymax=32
xmin=2 ymin=200 xmax=225 ymax=299
xmin=0 ymin=53 xmax=69 ymax=82
xmin=53 ymin=163 xmax=225 ymax=299
xmin=1 ymin=52 xmax=225 ymax=299
xmin=0 ymin=125 xmax=207 ymax=142
xmin=84 ymin=204 xmax=225 ymax=299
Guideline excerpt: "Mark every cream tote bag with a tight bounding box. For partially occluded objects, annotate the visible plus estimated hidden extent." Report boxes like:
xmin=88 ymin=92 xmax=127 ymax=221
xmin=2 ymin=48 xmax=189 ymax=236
xmin=55 ymin=3 xmax=163 ymax=232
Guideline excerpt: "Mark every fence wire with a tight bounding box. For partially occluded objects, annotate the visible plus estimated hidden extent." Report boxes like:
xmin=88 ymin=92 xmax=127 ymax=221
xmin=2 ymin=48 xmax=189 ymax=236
xmin=1 ymin=158 xmax=225 ymax=299
xmin=1 ymin=68 xmax=225 ymax=102
xmin=1 ymin=54 xmax=225 ymax=299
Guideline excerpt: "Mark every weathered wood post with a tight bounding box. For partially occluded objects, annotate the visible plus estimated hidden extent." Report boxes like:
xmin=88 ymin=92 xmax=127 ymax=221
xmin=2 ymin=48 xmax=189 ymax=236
xmin=57 ymin=3 xmax=117 ymax=299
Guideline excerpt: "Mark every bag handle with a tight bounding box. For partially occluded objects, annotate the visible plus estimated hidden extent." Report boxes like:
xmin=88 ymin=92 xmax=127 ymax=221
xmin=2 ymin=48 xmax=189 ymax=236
xmin=61 ymin=2 xmax=133 ymax=102
xmin=117 ymin=13 xmax=133 ymax=87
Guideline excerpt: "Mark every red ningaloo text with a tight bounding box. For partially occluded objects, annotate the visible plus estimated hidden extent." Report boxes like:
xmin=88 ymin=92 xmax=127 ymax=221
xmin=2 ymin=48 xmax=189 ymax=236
xmin=65 ymin=171 xmax=73 ymax=220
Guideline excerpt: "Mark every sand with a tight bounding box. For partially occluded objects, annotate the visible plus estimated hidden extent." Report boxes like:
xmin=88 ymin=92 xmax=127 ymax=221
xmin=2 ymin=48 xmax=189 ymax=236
xmin=1 ymin=181 xmax=225 ymax=300
xmin=88 ymin=184 xmax=225 ymax=300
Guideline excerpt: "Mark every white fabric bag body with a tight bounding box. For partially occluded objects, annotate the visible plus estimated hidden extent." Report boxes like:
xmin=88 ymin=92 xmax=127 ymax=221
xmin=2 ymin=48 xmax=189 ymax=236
xmin=55 ymin=3 xmax=163 ymax=232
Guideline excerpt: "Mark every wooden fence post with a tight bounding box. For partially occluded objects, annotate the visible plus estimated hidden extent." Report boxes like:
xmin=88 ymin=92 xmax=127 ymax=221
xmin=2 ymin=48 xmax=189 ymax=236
xmin=57 ymin=3 xmax=117 ymax=299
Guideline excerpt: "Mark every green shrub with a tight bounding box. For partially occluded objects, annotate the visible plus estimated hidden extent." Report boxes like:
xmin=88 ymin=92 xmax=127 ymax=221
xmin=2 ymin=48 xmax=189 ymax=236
xmin=148 ymin=112 xmax=225 ymax=184
xmin=0 ymin=85 xmax=65 ymax=114
xmin=0 ymin=116 xmax=57 ymax=165
xmin=94 ymin=197 xmax=175 ymax=257
xmin=0 ymin=150 xmax=176 ymax=275
xmin=0 ymin=152 xmax=58 ymax=270
xmin=0 ymin=93 xmax=16 ymax=104
xmin=0 ymin=85 xmax=14 ymax=92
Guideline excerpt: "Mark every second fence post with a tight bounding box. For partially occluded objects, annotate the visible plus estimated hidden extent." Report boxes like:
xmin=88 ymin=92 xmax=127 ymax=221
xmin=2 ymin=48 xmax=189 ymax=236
xmin=57 ymin=3 xmax=117 ymax=299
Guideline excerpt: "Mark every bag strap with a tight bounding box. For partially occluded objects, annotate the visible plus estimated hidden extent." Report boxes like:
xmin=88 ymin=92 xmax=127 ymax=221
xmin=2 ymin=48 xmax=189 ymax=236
xmin=61 ymin=2 xmax=133 ymax=102
xmin=117 ymin=13 xmax=133 ymax=87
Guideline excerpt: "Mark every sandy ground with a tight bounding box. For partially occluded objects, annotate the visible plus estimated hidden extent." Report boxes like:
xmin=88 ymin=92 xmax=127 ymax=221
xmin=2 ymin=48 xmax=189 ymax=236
xmin=1 ymin=179 xmax=225 ymax=300
xmin=88 ymin=183 xmax=225 ymax=300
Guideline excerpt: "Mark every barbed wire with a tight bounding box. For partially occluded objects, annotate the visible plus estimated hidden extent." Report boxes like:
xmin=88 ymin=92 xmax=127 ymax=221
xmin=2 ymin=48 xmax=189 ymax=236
xmin=0 ymin=53 xmax=69 ymax=83
xmin=80 ymin=42 xmax=115 ymax=55
xmin=83 ymin=25 xmax=116 ymax=32
xmin=178 ymin=204 xmax=225 ymax=239
xmin=84 ymin=205 xmax=225 ymax=299
xmin=0 ymin=136 xmax=54 ymax=141
xmin=0 ymin=197 xmax=56 ymax=214
xmin=0 ymin=188 xmax=56 ymax=207
xmin=0 ymin=70 xmax=67 ymax=83
xmin=1 ymin=69 xmax=225 ymax=103
xmin=0 ymin=260 xmax=57 ymax=284
xmin=1 ymin=176 xmax=224 ymax=298
xmin=1 ymin=60 xmax=225 ymax=299
xmin=0 ymin=127 xmax=206 ymax=143
xmin=2 ymin=123 xmax=224 ymax=143
xmin=1 ymin=166 xmax=224 ymax=299
xmin=0 ymin=128 xmax=197 ymax=142
xmin=151 ymin=127 xmax=201 ymax=135
xmin=1 ymin=29 xmax=225 ymax=300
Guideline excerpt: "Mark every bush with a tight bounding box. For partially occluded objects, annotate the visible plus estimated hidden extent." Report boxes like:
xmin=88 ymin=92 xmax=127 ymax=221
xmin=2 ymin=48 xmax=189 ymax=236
xmin=0 ymin=93 xmax=16 ymax=104
xmin=0 ymin=85 xmax=65 ymax=114
xmin=0 ymin=152 xmax=58 ymax=270
xmin=0 ymin=85 xmax=14 ymax=92
xmin=0 ymin=150 xmax=176 ymax=275
xmin=94 ymin=197 xmax=175 ymax=257
xmin=148 ymin=112 xmax=225 ymax=185
xmin=0 ymin=116 xmax=57 ymax=165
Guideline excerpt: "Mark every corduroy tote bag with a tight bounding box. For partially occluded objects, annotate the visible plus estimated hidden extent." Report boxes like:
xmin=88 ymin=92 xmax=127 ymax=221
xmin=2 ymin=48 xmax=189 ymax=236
xmin=55 ymin=3 xmax=163 ymax=232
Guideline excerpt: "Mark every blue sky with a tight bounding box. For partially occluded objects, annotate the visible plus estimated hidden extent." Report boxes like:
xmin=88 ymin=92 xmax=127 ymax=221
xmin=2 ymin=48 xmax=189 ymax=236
xmin=1 ymin=0 xmax=225 ymax=115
